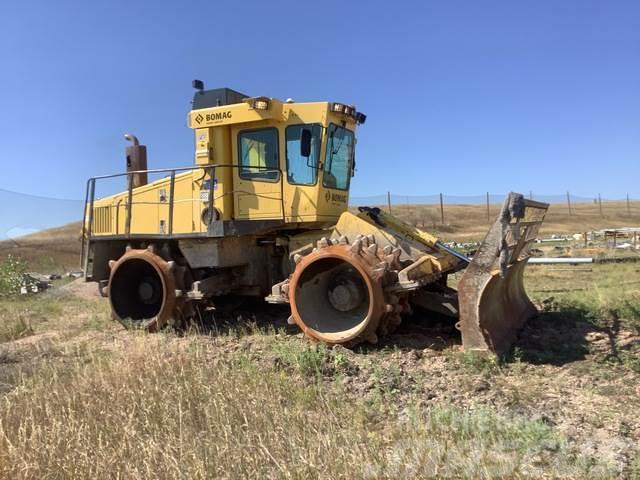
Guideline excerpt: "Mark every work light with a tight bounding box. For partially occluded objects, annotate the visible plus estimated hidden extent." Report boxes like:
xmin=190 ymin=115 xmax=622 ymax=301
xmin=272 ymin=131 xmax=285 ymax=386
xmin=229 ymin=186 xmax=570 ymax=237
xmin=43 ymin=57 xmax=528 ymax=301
xmin=252 ymin=97 xmax=270 ymax=110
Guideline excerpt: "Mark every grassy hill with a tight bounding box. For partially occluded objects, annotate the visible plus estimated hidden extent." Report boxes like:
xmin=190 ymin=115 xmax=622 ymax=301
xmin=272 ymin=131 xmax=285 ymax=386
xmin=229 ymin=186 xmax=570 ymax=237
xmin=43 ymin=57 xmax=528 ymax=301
xmin=2 ymin=201 xmax=638 ymax=272
xmin=390 ymin=200 xmax=640 ymax=241
xmin=0 ymin=222 xmax=82 ymax=272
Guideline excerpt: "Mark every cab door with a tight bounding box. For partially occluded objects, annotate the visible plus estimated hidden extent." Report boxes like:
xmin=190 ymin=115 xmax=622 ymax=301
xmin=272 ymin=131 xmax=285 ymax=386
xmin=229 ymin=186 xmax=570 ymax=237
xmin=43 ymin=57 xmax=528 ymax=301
xmin=233 ymin=127 xmax=283 ymax=220
xmin=283 ymin=123 xmax=322 ymax=221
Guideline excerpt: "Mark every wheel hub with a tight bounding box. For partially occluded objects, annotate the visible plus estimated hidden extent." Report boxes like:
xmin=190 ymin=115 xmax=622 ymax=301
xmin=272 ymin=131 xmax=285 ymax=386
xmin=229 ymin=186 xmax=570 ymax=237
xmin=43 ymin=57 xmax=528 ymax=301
xmin=328 ymin=272 xmax=365 ymax=312
xmin=138 ymin=277 xmax=160 ymax=303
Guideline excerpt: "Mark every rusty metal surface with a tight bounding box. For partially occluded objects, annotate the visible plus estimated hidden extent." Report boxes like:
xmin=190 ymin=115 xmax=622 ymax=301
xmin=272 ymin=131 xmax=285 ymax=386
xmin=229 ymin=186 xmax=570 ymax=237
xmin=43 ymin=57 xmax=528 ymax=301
xmin=457 ymin=193 xmax=549 ymax=354
xmin=288 ymin=235 xmax=409 ymax=345
xmin=107 ymin=247 xmax=177 ymax=332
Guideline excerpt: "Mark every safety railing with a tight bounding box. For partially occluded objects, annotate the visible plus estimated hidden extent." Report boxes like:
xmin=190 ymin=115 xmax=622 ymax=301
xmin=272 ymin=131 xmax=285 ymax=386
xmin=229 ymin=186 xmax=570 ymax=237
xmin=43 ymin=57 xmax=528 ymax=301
xmin=80 ymin=164 xmax=285 ymax=270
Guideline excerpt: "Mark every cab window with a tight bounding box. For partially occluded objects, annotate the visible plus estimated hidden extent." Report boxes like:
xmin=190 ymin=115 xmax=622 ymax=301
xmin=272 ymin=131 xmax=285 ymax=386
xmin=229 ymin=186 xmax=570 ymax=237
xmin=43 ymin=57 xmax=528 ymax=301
xmin=286 ymin=124 xmax=321 ymax=185
xmin=238 ymin=128 xmax=279 ymax=181
xmin=323 ymin=124 xmax=353 ymax=190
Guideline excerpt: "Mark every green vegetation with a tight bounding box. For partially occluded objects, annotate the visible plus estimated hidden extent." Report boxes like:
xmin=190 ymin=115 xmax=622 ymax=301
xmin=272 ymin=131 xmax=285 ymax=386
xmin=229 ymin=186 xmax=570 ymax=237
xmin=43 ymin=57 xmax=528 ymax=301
xmin=0 ymin=290 xmax=110 ymax=343
xmin=0 ymin=255 xmax=637 ymax=478
xmin=526 ymin=263 xmax=640 ymax=330
xmin=271 ymin=341 xmax=353 ymax=377
xmin=0 ymin=254 xmax=30 ymax=297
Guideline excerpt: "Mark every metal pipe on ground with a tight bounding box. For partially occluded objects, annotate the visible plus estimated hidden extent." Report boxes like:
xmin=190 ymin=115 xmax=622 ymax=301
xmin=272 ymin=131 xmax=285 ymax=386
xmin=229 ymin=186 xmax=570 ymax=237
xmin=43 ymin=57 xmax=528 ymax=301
xmin=528 ymin=257 xmax=593 ymax=265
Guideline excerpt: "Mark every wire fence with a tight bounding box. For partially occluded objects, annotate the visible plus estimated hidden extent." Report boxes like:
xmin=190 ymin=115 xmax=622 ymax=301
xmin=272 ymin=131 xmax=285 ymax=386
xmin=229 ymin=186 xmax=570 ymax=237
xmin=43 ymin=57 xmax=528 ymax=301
xmin=351 ymin=191 xmax=640 ymax=217
xmin=349 ymin=192 xmax=640 ymax=207
xmin=2 ymin=188 xmax=640 ymax=240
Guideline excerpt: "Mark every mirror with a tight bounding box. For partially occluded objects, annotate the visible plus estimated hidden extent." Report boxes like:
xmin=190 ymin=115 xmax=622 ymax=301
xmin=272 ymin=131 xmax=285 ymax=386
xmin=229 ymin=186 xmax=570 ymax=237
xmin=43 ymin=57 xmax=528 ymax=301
xmin=299 ymin=128 xmax=312 ymax=157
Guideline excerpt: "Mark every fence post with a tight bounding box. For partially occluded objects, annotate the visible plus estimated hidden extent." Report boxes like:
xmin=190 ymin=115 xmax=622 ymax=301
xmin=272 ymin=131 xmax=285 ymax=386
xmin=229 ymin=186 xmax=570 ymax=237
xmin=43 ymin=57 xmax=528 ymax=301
xmin=627 ymin=193 xmax=631 ymax=215
xmin=566 ymin=191 xmax=572 ymax=216
xmin=486 ymin=192 xmax=490 ymax=223
xmin=387 ymin=191 xmax=392 ymax=214
xmin=598 ymin=193 xmax=603 ymax=217
xmin=439 ymin=193 xmax=445 ymax=225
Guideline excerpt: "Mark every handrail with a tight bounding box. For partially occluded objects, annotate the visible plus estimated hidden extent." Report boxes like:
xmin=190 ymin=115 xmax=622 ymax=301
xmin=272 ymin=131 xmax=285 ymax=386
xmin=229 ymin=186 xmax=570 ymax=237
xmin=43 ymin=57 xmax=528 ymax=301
xmin=84 ymin=164 xmax=280 ymax=181
xmin=81 ymin=163 xmax=286 ymax=269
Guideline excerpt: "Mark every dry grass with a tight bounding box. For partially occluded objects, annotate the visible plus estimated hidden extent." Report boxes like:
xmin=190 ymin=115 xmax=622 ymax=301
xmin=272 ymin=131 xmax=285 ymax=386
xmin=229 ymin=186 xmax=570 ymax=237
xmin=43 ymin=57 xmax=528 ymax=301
xmin=0 ymin=331 xmax=604 ymax=479
xmin=0 ymin=222 xmax=81 ymax=273
xmin=0 ymin=282 xmax=634 ymax=478
xmin=388 ymin=201 xmax=640 ymax=241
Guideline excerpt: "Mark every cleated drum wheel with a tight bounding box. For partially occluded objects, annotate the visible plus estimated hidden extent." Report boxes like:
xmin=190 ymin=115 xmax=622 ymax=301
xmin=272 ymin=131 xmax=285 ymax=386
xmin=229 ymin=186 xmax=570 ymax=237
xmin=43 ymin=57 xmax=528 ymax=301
xmin=107 ymin=247 xmax=186 ymax=331
xmin=288 ymin=235 xmax=408 ymax=345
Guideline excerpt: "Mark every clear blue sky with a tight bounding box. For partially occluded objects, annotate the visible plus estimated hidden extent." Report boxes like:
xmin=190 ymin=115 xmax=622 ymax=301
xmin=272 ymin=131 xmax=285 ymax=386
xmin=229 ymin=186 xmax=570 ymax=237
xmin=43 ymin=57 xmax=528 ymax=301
xmin=1 ymin=0 xmax=639 ymax=201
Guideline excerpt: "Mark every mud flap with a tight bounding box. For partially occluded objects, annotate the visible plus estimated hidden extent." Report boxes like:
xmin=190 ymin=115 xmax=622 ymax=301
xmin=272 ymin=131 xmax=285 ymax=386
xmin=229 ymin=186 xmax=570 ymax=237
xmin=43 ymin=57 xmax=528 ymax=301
xmin=457 ymin=193 xmax=549 ymax=355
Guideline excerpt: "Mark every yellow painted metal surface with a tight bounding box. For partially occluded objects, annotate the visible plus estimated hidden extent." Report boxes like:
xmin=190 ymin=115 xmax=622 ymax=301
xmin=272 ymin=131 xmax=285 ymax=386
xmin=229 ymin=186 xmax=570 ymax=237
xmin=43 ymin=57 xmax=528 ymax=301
xmin=91 ymin=171 xmax=198 ymax=235
xmin=332 ymin=211 xmax=461 ymax=275
xmin=89 ymin=94 xmax=359 ymax=236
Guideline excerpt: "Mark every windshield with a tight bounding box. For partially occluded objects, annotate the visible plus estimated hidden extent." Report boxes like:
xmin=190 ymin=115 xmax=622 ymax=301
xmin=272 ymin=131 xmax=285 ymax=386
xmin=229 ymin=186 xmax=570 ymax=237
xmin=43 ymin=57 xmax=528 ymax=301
xmin=323 ymin=124 xmax=354 ymax=190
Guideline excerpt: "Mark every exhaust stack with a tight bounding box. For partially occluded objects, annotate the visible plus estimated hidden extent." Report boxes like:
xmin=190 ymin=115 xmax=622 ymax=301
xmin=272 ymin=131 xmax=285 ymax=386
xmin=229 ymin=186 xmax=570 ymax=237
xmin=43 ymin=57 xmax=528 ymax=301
xmin=124 ymin=133 xmax=148 ymax=188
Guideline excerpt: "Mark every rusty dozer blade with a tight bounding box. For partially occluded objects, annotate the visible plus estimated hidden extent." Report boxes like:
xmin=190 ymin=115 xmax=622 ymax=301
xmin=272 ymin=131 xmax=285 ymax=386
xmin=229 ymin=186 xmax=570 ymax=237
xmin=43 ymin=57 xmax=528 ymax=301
xmin=456 ymin=193 xmax=549 ymax=355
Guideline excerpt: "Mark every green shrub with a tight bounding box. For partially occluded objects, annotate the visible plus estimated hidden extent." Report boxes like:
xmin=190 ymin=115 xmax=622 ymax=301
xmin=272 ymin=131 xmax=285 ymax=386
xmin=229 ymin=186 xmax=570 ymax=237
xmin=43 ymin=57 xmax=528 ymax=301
xmin=272 ymin=342 xmax=352 ymax=377
xmin=0 ymin=255 xmax=31 ymax=297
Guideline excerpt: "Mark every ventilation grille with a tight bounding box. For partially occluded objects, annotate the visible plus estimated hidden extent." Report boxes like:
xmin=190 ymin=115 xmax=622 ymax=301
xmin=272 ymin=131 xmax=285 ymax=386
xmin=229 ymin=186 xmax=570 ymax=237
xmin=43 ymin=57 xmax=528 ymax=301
xmin=92 ymin=206 xmax=112 ymax=234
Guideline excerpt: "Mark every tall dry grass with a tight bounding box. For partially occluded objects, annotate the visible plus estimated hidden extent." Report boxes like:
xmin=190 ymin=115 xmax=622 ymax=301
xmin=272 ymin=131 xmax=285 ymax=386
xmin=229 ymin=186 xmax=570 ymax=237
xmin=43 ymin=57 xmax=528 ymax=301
xmin=0 ymin=334 xmax=609 ymax=479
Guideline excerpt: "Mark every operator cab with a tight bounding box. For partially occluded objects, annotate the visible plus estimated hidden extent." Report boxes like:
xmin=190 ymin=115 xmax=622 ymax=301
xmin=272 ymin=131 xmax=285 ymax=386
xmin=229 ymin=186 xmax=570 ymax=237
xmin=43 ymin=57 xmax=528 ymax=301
xmin=188 ymin=83 xmax=366 ymax=226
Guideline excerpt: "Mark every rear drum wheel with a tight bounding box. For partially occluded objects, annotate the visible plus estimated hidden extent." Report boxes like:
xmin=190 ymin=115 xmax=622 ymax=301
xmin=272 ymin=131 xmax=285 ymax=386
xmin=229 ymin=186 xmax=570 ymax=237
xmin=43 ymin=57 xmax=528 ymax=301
xmin=107 ymin=248 xmax=178 ymax=331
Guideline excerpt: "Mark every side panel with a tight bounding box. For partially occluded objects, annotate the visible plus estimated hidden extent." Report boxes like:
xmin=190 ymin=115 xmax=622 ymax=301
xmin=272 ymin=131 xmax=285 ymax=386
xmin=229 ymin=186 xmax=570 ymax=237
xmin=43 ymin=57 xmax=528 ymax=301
xmin=129 ymin=187 xmax=159 ymax=234
xmin=179 ymin=237 xmax=252 ymax=268
xmin=232 ymin=125 xmax=284 ymax=220
xmin=162 ymin=172 xmax=195 ymax=235
xmin=85 ymin=239 xmax=129 ymax=282
xmin=91 ymin=171 xmax=195 ymax=236
xmin=194 ymin=125 xmax=234 ymax=225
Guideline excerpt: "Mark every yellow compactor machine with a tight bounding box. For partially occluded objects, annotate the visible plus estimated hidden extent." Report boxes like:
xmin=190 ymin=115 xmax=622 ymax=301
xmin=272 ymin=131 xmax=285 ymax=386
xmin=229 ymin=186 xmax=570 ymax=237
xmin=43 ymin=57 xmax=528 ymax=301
xmin=82 ymin=83 xmax=549 ymax=354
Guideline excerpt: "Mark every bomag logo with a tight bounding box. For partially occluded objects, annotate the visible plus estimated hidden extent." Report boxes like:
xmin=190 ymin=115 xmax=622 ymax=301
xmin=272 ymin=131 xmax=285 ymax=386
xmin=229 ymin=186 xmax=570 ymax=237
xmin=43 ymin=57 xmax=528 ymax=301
xmin=325 ymin=191 xmax=347 ymax=203
xmin=195 ymin=111 xmax=232 ymax=124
